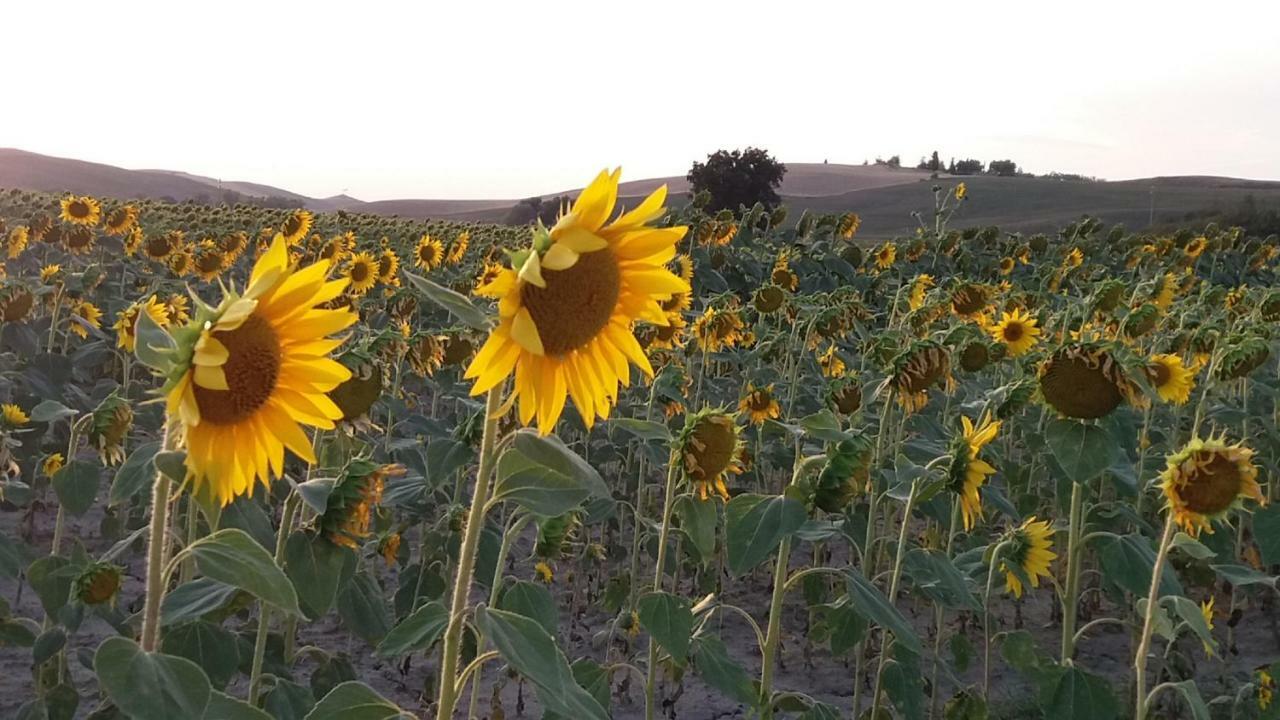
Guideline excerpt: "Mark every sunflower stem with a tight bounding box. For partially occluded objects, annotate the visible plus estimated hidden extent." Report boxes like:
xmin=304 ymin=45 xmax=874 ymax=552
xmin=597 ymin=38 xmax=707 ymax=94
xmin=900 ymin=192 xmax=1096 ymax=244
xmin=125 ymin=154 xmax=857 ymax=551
xmin=436 ymin=386 xmax=504 ymax=720
xmin=928 ymin=497 xmax=963 ymax=719
xmin=247 ymin=489 xmax=299 ymax=705
xmin=870 ymin=474 xmax=921 ymax=717
xmin=983 ymin=540 xmax=1010 ymax=698
xmin=758 ymin=535 xmax=792 ymax=719
xmin=468 ymin=512 xmax=532 ymax=720
xmin=644 ymin=446 xmax=682 ymax=720
xmin=1060 ymin=479 xmax=1086 ymax=662
xmin=139 ymin=423 xmax=177 ymax=653
xmin=1134 ymin=516 xmax=1176 ymax=720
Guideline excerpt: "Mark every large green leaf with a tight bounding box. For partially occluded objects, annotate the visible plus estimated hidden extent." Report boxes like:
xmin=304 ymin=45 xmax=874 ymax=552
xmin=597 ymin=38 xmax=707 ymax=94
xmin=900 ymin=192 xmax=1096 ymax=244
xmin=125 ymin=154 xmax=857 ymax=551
xmin=305 ymin=681 xmax=411 ymax=720
xmin=674 ymin=495 xmax=718 ymax=563
xmin=1163 ymin=679 xmax=1210 ymax=720
xmin=203 ymin=691 xmax=273 ymax=720
xmin=110 ymin=441 xmax=161 ymax=506
xmin=845 ymin=568 xmax=920 ymax=652
xmin=512 ymin=431 xmax=610 ymax=500
xmin=1211 ymin=563 xmax=1277 ymax=588
xmin=403 ymin=271 xmax=490 ymax=331
xmin=1045 ymin=420 xmax=1118 ymax=484
xmin=903 ymin=549 xmax=980 ymax=610
xmin=498 ymin=581 xmax=558 ymax=636
xmin=374 ymin=601 xmax=448 ymax=658
xmin=186 ymin=529 xmax=300 ymax=615
xmin=162 ymin=578 xmax=240 ymax=627
xmin=26 ymin=556 xmax=74 ymax=616
xmin=881 ymin=646 xmax=925 ymax=720
xmin=1168 ymin=596 xmax=1216 ymax=656
xmin=1255 ymin=505 xmax=1280 ymax=566
xmin=1043 ymin=665 xmax=1118 ymax=720
xmin=637 ymin=591 xmax=693 ymax=662
xmin=52 ymin=461 xmax=99 ymax=516
xmin=492 ymin=450 xmax=591 ymax=517
xmin=1098 ymin=533 xmax=1182 ymax=598
xmin=162 ymin=621 xmax=240 ymax=690
xmin=691 ymin=633 xmax=758 ymax=707
xmin=725 ymin=494 xmax=806 ymax=576
xmin=285 ymin=530 xmax=353 ymax=619
xmin=337 ymin=571 xmax=392 ymax=644
xmin=474 ymin=606 xmax=609 ymax=720
xmin=609 ymin=418 xmax=671 ymax=443
xmin=94 ymin=637 xmax=211 ymax=720
xmin=29 ymin=400 xmax=76 ymax=424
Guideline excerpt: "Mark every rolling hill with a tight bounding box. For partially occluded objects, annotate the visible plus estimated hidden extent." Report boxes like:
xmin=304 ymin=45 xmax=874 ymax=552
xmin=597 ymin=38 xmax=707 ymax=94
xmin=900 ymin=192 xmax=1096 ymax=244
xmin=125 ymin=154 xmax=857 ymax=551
xmin=2 ymin=148 xmax=1278 ymax=238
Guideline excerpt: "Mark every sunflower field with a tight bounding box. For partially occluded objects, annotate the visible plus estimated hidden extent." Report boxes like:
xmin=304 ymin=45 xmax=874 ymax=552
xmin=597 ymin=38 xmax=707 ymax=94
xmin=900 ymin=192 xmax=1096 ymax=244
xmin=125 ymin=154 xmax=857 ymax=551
xmin=1 ymin=172 xmax=1279 ymax=720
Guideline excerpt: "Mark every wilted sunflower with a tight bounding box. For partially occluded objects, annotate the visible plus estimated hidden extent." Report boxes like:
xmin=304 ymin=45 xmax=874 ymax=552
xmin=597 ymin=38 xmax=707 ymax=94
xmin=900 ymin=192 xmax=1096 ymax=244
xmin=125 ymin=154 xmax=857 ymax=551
xmin=1160 ymin=436 xmax=1262 ymax=536
xmin=680 ymin=409 xmax=744 ymax=501
xmin=466 ymin=169 xmax=688 ymax=433
xmin=1 ymin=288 xmax=35 ymax=322
xmin=837 ymin=212 xmax=861 ymax=239
xmin=345 ymin=252 xmax=379 ymax=295
xmin=319 ymin=460 xmax=404 ymax=548
xmin=908 ymin=274 xmax=934 ymax=311
xmin=950 ymin=283 xmax=989 ymax=318
xmin=1038 ymin=344 xmax=1135 ymax=419
xmin=692 ymin=306 xmax=744 ymax=352
xmin=1216 ymin=335 xmax=1270 ymax=381
xmin=1146 ymin=354 xmax=1197 ymax=405
xmin=874 ymin=242 xmax=897 ymax=271
xmin=947 ymin=413 xmax=1000 ymax=530
xmin=7 ymin=226 xmax=30 ymax=259
xmin=192 ymin=240 xmax=227 ymax=282
xmin=638 ymin=310 xmax=687 ymax=352
xmin=103 ymin=205 xmax=138 ymax=236
xmin=408 ymin=334 xmax=446 ymax=377
xmin=114 ymin=297 xmax=170 ymax=352
xmin=60 ymin=195 xmax=101 ymax=226
xmin=413 ymin=234 xmax=445 ymax=270
xmin=738 ymin=384 xmax=781 ymax=425
xmin=1001 ymin=517 xmax=1056 ymax=598
xmin=68 ymin=300 xmax=103 ymax=338
xmin=990 ymin=309 xmax=1041 ymax=357
xmin=818 ymin=343 xmax=846 ymax=378
xmin=771 ymin=252 xmax=798 ymax=291
xmin=280 ymin=210 xmax=313 ymax=246
xmin=754 ymin=285 xmax=786 ymax=314
xmin=1 ymin=404 xmax=29 ymax=427
xmin=711 ymin=221 xmax=737 ymax=246
xmin=377 ymin=248 xmax=401 ymax=286
xmin=64 ymin=225 xmax=96 ymax=255
xmin=828 ymin=376 xmax=862 ymax=415
xmin=887 ymin=340 xmax=952 ymax=413
xmin=162 ymin=234 xmax=356 ymax=505
xmin=90 ymin=392 xmax=133 ymax=465
xmin=446 ymin=231 xmax=469 ymax=264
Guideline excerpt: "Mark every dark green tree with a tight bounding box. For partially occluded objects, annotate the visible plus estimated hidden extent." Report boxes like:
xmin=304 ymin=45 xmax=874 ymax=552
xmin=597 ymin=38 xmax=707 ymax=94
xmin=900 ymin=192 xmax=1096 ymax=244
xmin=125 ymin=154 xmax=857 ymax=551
xmin=687 ymin=148 xmax=787 ymax=212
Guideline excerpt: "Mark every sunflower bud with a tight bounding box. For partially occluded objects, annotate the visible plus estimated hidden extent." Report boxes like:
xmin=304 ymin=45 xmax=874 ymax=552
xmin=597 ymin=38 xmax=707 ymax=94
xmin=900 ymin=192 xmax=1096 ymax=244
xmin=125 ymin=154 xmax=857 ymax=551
xmin=75 ymin=562 xmax=123 ymax=606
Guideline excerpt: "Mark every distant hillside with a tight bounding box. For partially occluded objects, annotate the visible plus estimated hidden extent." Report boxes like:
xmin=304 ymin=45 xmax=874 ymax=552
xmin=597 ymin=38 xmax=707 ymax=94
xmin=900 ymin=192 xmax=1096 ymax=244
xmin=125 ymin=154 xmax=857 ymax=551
xmin=2 ymin=148 xmax=1278 ymax=238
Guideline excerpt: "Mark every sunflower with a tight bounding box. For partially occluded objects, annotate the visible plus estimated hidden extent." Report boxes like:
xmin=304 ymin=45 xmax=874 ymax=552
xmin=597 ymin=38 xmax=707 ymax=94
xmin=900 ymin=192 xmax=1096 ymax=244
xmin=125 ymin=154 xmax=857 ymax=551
xmin=413 ymin=234 xmax=445 ymax=270
xmin=41 ymin=264 xmax=63 ymax=284
xmin=1 ymin=404 xmax=28 ymax=427
xmin=1199 ymin=597 xmax=1216 ymax=657
xmin=1260 ymin=669 xmax=1275 ymax=710
xmin=692 ymin=306 xmax=744 ymax=352
xmin=114 ymin=297 xmax=171 ymax=352
xmin=1 ymin=288 xmax=35 ymax=322
xmin=7 ymin=226 xmax=29 ymax=259
xmin=738 ymin=384 xmax=781 ymax=425
xmin=1001 ymin=517 xmax=1056 ymax=598
xmin=908 ymin=274 xmax=934 ymax=311
xmin=947 ymin=412 xmax=1001 ymax=530
xmin=144 ymin=230 xmax=182 ymax=262
xmin=64 ymin=225 xmax=96 ymax=255
xmin=674 ymin=254 xmax=694 ymax=284
xmin=679 ymin=409 xmax=744 ymax=502
xmin=1151 ymin=272 xmax=1177 ymax=310
xmin=837 ymin=212 xmax=861 ymax=239
xmin=280 ymin=210 xmax=313 ymax=246
xmin=955 ymin=182 xmax=968 ymax=201
xmin=319 ymin=233 xmax=353 ymax=265
xmin=771 ymin=252 xmax=798 ymax=291
xmin=711 ymin=221 xmax=737 ymax=246
xmin=990 ymin=309 xmax=1041 ymax=357
xmin=193 ymin=240 xmax=226 ymax=282
xmin=379 ymin=533 xmax=402 ymax=567
xmin=474 ymin=261 xmax=504 ymax=292
xmin=753 ymin=285 xmax=786 ymax=314
xmin=1038 ymin=344 xmax=1135 ymax=419
xmin=123 ymin=227 xmax=144 ymax=256
xmin=408 ymin=334 xmax=446 ymax=377
xmin=1159 ymin=436 xmax=1262 ymax=536
xmin=639 ymin=310 xmax=687 ymax=352
xmin=345 ymin=252 xmax=379 ymax=295
xmin=68 ymin=300 xmax=103 ymax=339
xmin=887 ymin=340 xmax=952 ymax=413
xmin=950 ymin=283 xmax=989 ymax=318
xmin=818 ymin=343 xmax=846 ymax=378
xmin=998 ymin=257 xmax=1015 ymax=275
xmin=1184 ymin=235 xmax=1207 ymax=259
xmin=162 ymin=234 xmax=357 ymax=505
xmin=164 ymin=294 xmax=191 ymax=325
xmin=874 ymin=242 xmax=897 ymax=271
xmin=828 ymin=376 xmax=862 ymax=415
xmin=60 ymin=195 xmax=101 ymax=226
xmin=1063 ymin=247 xmax=1084 ymax=269
xmin=446 ymin=231 xmax=469 ymax=264
xmin=319 ymin=460 xmax=402 ymax=548
xmin=90 ymin=392 xmax=133 ymax=465
xmin=103 ymin=205 xmax=138 ymax=236
xmin=220 ymin=231 xmax=249 ymax=268
xmin=42 ymin=453 xmax=64 ymax=477
xmin=377 ymin=248 xmax=401 ymax=286
xmin=465 ymin=169 xmax=688 ymax=433
xmin=1146 ymin=354 xmax=1197 ymax=405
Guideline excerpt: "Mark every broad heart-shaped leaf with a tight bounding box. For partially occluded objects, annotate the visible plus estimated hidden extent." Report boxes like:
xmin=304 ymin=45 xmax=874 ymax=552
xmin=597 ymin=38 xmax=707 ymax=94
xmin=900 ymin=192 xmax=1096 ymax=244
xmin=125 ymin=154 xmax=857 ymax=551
xmin=26 ymin=556 xmax=74 ymax=616
xmin=881 ymin=646 xmax=925 ymax=720
xmin=337 ymin=571 xmax=393 ymax=644
xmin=845 ymin=568 xmax=921 ymax=652
xmin=1045 ymin=419 xmax=1117 ymax=484
xmin=186 ymin=529 xmax=300 ymax=616
xmin=1167 ymin=596 xmax=1216 ymax=655
xmin=285 ymin=530 xmax=354 ymax=619
xmin=637 ymin=591 xmax=693 ymax=662
xmin=903 ymin=549 xmax=981 ymax=611
xmin=498 ymin=581 xmax=558 ymax=636
xmin=403 ymin=271 xmax=490 ymax=331
xmin=162 ymin=578 xmax=240 ymax=626
xmin=1253 ymin=505 xmax=1280 ymax=566
xmin=822 ymin=597 xmax=867 ymax=655
xmin=204 ymin=690 xmax=273 ymax=719
xmin=609 ymin=418 xmax=671 ymax=443
xmin=475 ymin=606 xmax=609 ymax=720
xmin=690 ymin=633 xmax=758 ymax=707
xmin=29 ymin=399 xmax=76 ymax=424
xmin=492 ymin=450 xmax=591 ymax=517
xmin=1211 ymin=563 xmax=1277 ymax=588
xmin=511 ymin=431 xmax=611 ymax=500
xmin=674 ymin=494 xmax=719 ymax=563
xmin=374 ymin=601 xmax=447 ymax=658
xmin=1098 ymin=533 xmax=1182 ymax=598
xmin=133 ymin=304 xmax=177 ymax=371
xmin=1163 ymin=679 xmax=1211 ymax=720
xmin=725 ymin=494 xmax=806 ymax=576
xmin=1042 ymin=665 xmax=1119 ymax=720
xmin=110 ymin=441 xmax=161 ymax=506
xmin=94 ymin=636 xmax=212 ymax=720
xmin=545 ymin=659 xmax=612 ymax=720
xmin=162 ymin=621 xmax=240 ymax=690
xmin=52 ymin=461 xmax=99 ymax=516
xmin=799 ymin=410 xmax=853 ymax=443
xmin=799 ymin=701 xmax=842 ymax=720
xmin=305 ymin=681 xmax=411 ymax=720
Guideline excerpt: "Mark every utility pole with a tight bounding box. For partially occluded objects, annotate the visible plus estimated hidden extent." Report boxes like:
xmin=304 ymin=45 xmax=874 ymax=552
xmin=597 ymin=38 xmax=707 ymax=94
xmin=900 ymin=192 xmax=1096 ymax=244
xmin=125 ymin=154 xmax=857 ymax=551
xmin=1148 ymin=185 xmax=1155 ymax=226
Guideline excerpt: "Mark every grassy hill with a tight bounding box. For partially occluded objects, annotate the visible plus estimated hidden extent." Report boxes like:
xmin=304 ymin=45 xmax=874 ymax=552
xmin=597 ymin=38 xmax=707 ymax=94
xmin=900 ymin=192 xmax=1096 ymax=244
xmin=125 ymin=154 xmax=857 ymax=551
xmin=2 ymin=148 xmax=1278 ymax=238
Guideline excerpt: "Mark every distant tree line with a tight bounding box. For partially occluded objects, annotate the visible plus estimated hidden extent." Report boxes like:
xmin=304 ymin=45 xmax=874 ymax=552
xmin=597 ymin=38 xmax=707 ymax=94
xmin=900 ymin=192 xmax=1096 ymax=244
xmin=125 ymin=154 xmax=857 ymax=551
xmin=504 ymin=195 xmax=572 ymax=225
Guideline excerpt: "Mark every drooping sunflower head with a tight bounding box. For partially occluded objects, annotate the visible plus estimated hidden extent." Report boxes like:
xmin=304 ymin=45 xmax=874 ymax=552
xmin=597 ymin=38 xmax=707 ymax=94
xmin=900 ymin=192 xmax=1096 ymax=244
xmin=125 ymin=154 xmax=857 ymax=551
xmin=159 ymin=233 xmax=357 ymax=505
xmin=990 ymin=308 xmax=1041 ymax=357
xmin=103 ymin=205 xmax=139 ymax=236
xmin=144 ymin=230 xmax=183 ymax=262
xmin=887 ymin=340 xmax=952 ymax=413
xmin=68 ymin=299 xmax=103 ymax=339
xmin=837 ymin=212 xmax=861 ymax=239
xmin=1184 ymin=235 xmax=1207 ymax=259
xmin=1150 ymin=272 xmax=1178 ymax=310
xmin=1090 ymin=279 xmax=1126 ymax=315
xmin=818 ymin=343 xmax=846 ymax=378
xmin=74 ymin=562 xmax=123 ymax=606
xmin=164 ymin=294 xmax=191 ymax=325
xmin=738 ymin=383 xmax=781 ymax=426
xmin=1 ymin=403 xmax=29 ymax=428
xmin=446 ymin=231 xmax=469 ymax=264
xmin=123 ymin=227 xmax=144 ymax=256
xmin=1038 ymin=343 xmax=1136 ymax=419
xmin=908 ymin=274 xmax=935 ymax=311
xmin=828 ymin=375 xmax=862 ymax=415
xmin=345 ymin=251 xmax=379 ymax=295
xmin=770 ymin=251 xmax=798 ymax=291
xmin=947 ymin=412 xmax=1001 ymax=530
xmin=220 ymin=231 xmax=249 ymax=267
xmin=414 ymin=234 xmax=445 ymax=270
xmin=679 ymin=409 xmax=744 ymax=502
xmin=1 ymin=287 xmax=35 ymax=322
xmin=811 ymin=432 xmax=874 ymax=513
xmin=874 ymin=242 xmax=897 ymax=271
xmin=753 ymin=284 xmax=786 ymax=314
xmin=89 ymin=391 xmax=133 ymax=466
xmin=950 ymin=283 xmax=989 ymax=318
xmin=60 ymin=195 xmax=101 ymax=226
xmin=464 ymin=169 xmax=689 ymax=434
xmin=408 ymin=334 xmax=446 ymax=377
xmin=41 ymin=264 xmax=63 ymax=284
xmin=1063 ymin=247 xmax=1084 ymax=269
xmin=280 ymin=210 xmax=313 ymax=246
xmin=64 ymin=225 xmax=96 ymax=255
xmin=377 ymin=248 xmax=401 ymax=286
xmin=1160 ymin=436 xmax=1262 ymax=536
xmin=1261 ymin=292 xmax=1280 ymax=322
xmin=998 ymin=257 xmax=1015 ymax=275
xmin=692 ymin=305 xmax=745 ymax=353
xmin=1146 ymin=353 xmax=1198 ymax=405
xmin=1216 ymin=335 xmax=1270 ymax=381
xmin=958 ymin=340 xmax=992 ymax=373
xmin=113 ymin=296 xmax=170 ymax=352
xmin=327 ymin=359 xmax=384 ymax=425
xmin=193 ymin=240 xmax=227 ymax=282
xmin=7 ymin=226 xmax=30 ymax=259
xmin=1001 ymin=516 xmax=1057 ymax=598
xmin=319 ymin=459 xmax=404 ymax=548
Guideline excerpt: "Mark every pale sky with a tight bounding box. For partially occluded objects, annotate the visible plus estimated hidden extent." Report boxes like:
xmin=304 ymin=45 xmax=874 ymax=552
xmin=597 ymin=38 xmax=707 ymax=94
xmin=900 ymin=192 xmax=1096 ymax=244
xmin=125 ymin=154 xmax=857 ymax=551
xmin=6 ymin=1 xmax=1279 ymax=200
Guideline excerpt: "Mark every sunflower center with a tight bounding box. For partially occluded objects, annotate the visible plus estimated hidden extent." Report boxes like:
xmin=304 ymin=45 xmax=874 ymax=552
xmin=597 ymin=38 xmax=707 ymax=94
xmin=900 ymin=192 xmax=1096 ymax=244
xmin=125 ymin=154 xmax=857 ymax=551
xmin=687 ymin=417 xmax=736 ymax=481
xmin=1149 ymin=362 xmax=1172 ymax=388
xmin=1002 ymin=322 xmax=1025 ymax=343
xmin=1040 ymin=350 xmax=1125 ymax=419
xmin=1179 ymin=451 xmax=1243 ymax=515
xmin=68 ymin=201 xmax=90 ymax=219
xmin=379 ymin=255 xmax=395 ymax=277
xmin=192 ymin=314 xmax=281 ymax=425
xmin=749 ymin=392 xmax=773 ymax=411
xmin=283 ymin=216 xmax=303 ymax=237
xmin=351 ymin=262 xmax=370 ymax=283
xmin=521 ymin=247 xmax=620 ymax=357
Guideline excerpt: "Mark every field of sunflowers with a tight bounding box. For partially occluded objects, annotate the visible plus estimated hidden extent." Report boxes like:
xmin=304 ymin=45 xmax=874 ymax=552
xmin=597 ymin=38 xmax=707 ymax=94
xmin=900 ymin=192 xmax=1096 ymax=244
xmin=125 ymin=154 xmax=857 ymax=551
xmin=0 ymin=171 xmax=1278 ymax=720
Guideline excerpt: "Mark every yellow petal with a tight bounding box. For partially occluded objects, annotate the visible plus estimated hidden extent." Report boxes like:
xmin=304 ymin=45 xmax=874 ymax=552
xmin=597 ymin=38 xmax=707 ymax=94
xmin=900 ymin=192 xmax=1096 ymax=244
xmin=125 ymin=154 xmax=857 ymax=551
xmin=518 ymin=251 xmax=545 ymax=288
xmin=541 ymin=243 xmax=580 ymax=271
xmin=194 ymin=364 xmax=229 ymax=391
xmin=510 ymin=307 xmax=545 ymax=356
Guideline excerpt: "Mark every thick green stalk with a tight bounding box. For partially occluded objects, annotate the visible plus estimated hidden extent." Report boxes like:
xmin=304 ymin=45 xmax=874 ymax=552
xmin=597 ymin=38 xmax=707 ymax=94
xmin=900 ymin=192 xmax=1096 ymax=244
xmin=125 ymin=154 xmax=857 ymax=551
xmin=139 ymin=424 xmax=176 ymax=652
xmin=1060 ymin=481 xmax=1086 ymax=661
xmin=644 ymin=448 xmax=682 ymax=720
xmin=983 ymin=541 xmax=1010 ymax=697
xmin=758 ymin=535 xmax=793 ymax=719
xmin=1134 ymin=517 xmax=1176 ymax=720
xmin=248 ymin=490 xmax=300 ymax=705
xmin=870 ymin=477 xmax=921 ymax=715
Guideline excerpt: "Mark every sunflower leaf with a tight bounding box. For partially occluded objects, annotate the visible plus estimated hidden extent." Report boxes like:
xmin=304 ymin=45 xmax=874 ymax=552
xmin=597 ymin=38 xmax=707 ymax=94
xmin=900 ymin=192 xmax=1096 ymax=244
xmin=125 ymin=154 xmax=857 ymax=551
xmin=403 ymin=271 xmax=490 ymax=330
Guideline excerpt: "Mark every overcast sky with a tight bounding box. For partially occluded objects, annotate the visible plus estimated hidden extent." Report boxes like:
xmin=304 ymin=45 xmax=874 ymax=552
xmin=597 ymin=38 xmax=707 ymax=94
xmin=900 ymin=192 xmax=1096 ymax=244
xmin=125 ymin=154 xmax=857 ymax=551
xmin=6 ymin=1 xmax=1278 ymax=200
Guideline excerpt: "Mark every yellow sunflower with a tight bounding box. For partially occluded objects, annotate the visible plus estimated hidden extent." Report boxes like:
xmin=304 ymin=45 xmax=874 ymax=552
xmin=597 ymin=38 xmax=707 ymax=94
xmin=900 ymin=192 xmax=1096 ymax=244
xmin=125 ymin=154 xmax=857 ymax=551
xmin=474 ymin=261 xmax=504 ymax=292
xmin=7 ymin=226 xmax=30 ymax=259
xmin=413 ymin=234 xmax=444 ymax=270
xmin=465 ymin=169 xmax=688 ymax=433
xmin=1 ymin=403 xmax=29 ymax=427
xmin=998 ymin=257 xmax=1015 ymax=275
xmin=818 ymin=343 xmax=846 ymax=378
xmin=41 ymin=264 xmax=63 ymax=284
xmin=123 ymin=227 xmax=144 ymax=257
xmin=377 ymin=248 xmax=401 ymax=286
xmin=43 ymin=453 xmax=64 ymax=476
xmin=692 ymin=306 xmax=744 ymax=352
xmin=104 ymin=205 xmax=139 ymax=236
xmin=738 ymin=384 xmax=781 ymax=425
xmin=114 ymin=297 xmax=171 ymax=352
xmin=680 ymin=409 xmax=744 ymax=501
xmin=1147 ymin=354 xmax=1197 ymax=405
xmin=1159 ymin=436 xmax=1262 ymax=537
xmin=948 ymin=412 xmax=1001 ymax=530
xmin=955 ymin=182 xmax=968 ymax=201
xmin=1001 ymin=516 xmax=1056 ymax=598
xmin=1064 ymin=247 xmax=1084 ymax=269
xmin=220 ymin=232 xmax=249 ymax=268
xmin=837 ymin=212 xmax=861 ymax=239
xmin=68 ymin=300 xmax=103 ymax=339
xmin=280 ymin=210 xmax=313 ymax=246
xmin=165 ymin=294 xmax=191 ymax=325
xmin=771 ymin=252 xmax=798 ymax=291
xmin=345 ymin=252 xmax=379 ymax=295
xmin=60 ymin=196 xmax=101 ymax=226
xmin=674 ymin=254 xmax=694 ymax=284
xmin=874 ymin=242 xmax=897 ymax=271
xmin=163 ymin=234 xmax=356 ymax=505
xmin=64 ymin=226 xmax=96 ymax=255
xmin=908 ymin=274 xmax=934 ymax=311
xmin=193 ymin=240 xmax=226 ymax=282
xmin=144 ymin=231 xmax=181 ymax=263
xmin=990 ymin=309 xmax=1042 ymax=357
xmin=1184 ymin=235 xmax=1207 ymax=259
xmin=446 ymin=231 xmax=469 ymax=265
